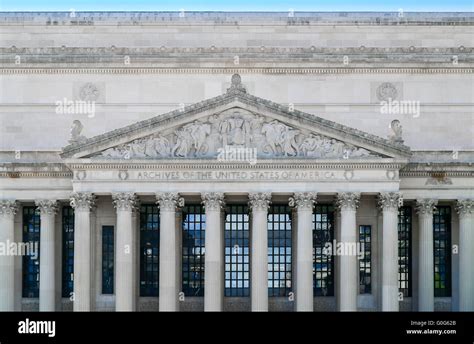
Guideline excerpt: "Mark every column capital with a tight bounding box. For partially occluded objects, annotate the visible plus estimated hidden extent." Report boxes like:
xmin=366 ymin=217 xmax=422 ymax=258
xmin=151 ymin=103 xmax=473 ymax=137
xmin=35 ymin=199 xmax=59 ymax=215
xmin=289 ymin=192 xmax=317 ymax=211
xmin=248 ymin=192 xmax=271 ymax=212
xmin=415 ymin=199 xmax=438 ymax=215
xmin=201 ymin=192 xmax=225 ymax=211
xmin=156 ymin=192 xmax=184 ymax=212
xmin=378 ymin=192 xmax=403 ymax=211
xmin=336 ymin=192 xmax=360 ymax=211
xmin=112 ymin=192 xmax=138 ymax=212
xmin=70 ymin=192 xmax=96 ymax=211
xmin=456 ymin=199 xmax=474 ymax=217
xmin=0 ymin=200 xmax=19 ymax=217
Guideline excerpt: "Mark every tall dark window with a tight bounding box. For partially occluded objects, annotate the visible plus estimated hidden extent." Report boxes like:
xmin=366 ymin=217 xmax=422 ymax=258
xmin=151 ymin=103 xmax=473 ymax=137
xmin=22 ymin=206 xmax=40 ymax=298
xmin=359 ymin=225 xmax=371 ymax=294
xmin=267 ymin=205 xmax=292 ymax=297
xmin=102 ymin=226 xmax=114 ymax=295
xmin=140 ymin=204 xmax=160 ymax=296
xmin=313 ymin=204 xmax=335 ymax=296
xmin=398 ymin=206 xmax=412 ymax=297
xmin=182 ymin=205 xmax=206 ymax=296
xmin=224 ymin=205 xmax=250 ymax=297
xmin=62 ymin=206 xmax=75 ymax=298
xmin=434 ymin=206 xmax=452 ymax=297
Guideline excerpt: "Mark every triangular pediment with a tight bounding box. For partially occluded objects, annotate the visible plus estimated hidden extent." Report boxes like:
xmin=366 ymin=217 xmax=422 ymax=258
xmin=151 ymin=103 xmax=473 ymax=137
xmin=61 ymin=75 xmax=411 ymax=161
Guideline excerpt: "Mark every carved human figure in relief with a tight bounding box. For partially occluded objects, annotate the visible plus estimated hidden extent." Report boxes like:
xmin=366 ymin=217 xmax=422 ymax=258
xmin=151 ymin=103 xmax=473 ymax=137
xmin=129 ymin=138 xmax=148 ymax=158
xmin=349 ymin=146 xmax=371 ymax=157
xmin=231 ymin=116 xmax=246 ymax=145
xmin=173 ymin=128 xmax=192 ymax=157
xmin=147 ymin=135 xmax=171 ymax=157
xmin=324 ymin=139 xmax=346 ymax=158
xmin=182 ymin=121 xmax=211 ymax=155
xmin=281 ymin=129 xmax=300 ymax=156
xmin=261 ymin=120 xmax=288 ymax=154
xmin=300 ymin=134 xmax=323 ymax=157
xmin=102 ymin=145 xmax=128 ymax=158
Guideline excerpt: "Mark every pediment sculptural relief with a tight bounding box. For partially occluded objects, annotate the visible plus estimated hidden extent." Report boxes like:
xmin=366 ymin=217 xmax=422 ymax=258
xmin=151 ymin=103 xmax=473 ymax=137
xmin=95 ymin=109 xmax=380 ymax=159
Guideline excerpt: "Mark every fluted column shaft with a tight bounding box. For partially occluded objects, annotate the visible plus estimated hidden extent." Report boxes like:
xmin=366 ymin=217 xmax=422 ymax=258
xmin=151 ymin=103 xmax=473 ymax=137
xmin=113 ymin=193 xmax=137 ymax=311
xmin=416 ymin=199 xmax=437 ymax=311
xmin=157 ymin=193 xmax=184 ymax=311
xmin=290 ymin=192 xmax=317 ymax=311
xmin=337 ymin=192 xmax=360 ymax=311
xmin=71 ymin=193 xmax=96 ymax=311
xmin=457 ymin=199 xmax=474 ymax=311
xmin=249 ymin=193 xmax=271 ymax=312
xmin=0 ymin=201 xmax=18 ymax=311
xmin=378 ymin=193 xmax=402 ymax=311
xmin=36 ymin=200 xmax=59 ymax=311
xmin=202 ymin=193 xmax=225 ymax=311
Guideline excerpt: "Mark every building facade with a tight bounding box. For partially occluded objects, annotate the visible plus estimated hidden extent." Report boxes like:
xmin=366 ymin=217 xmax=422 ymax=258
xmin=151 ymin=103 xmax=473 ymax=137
xmin=0 ymin=12 xmax=473 ymax=312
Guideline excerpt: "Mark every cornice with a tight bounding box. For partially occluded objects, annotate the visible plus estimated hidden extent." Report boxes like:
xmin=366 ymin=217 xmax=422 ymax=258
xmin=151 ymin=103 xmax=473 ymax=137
xmin=1 ymin=160 xmax=474 ymax=178
xmin=1 ymin=12 xmax=473 ymax=26
xmin=1 ymin=47 xmax=472 ymax=67
xmin=1 ymin=67 xmax=473 ymax=75
xmin=65 ymin=160 xmax=407 ymax=170
xmin=0 ymin=162 xmax=73 ymax=178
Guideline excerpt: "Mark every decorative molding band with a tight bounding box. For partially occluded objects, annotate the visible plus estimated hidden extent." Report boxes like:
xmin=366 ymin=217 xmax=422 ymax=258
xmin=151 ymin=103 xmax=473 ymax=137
xmin=378 ymin=192 xmax=403 ymax=210
xmin=0 ymin=200 xmax=19 ymax=217
xmin=1 ymin=68 xmax=473 ymax=75
xmin=400 ymin=171 xmax=474 ymax=177
xmin=112 ymin=192 xmax=138 ymax=212
xmin=201 ymin=192 xmax=225 ymax=211
xmin=415 ymin=199 xmax=438 ymax=215
xmin=3 ymin=47 xmax=472 ymax=55
xmin=248 ymin=192 xmax=272 ymax=212
xmin=156 ymin=192 xmax=184 ymax=212
xmin=70 ymin=192 xmax=96 ymax=211
xmin=65 ymin=162 xmax=407 ymax=170
xmin=456 ymin=199 xmax=473 ymax=216
xmin=336 ymin=192 xmax=361 ymax=211
xmin=35 ymin=199 xmax=59 ymax=215
xmin=0 ymin=171 xmax=73 ymax=178
xmin=289 ymin=192 xmax=317 ymax=211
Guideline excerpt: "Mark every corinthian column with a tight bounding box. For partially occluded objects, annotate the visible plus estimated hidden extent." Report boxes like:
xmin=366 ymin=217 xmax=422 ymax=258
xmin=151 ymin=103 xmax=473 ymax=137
xmin=35 ymin=200 xmax=59 ymax=312
xmin=456 ymin=199 xmax=474 ymax=311
xmin=201 ymin=192 xmax=225 ymax=311
xmin=378 ymin=192 xmax=402 ymax=311
xmin=113 ymin=192 xmax=138 ymax=311
xmin=249 ymin=192 xmax=271 ymax=312
xmin=70 ymin=192 xmax=96 ymax=311
xmin=289 ymin=192 xmax=317 ymax=312
xmin=156 ymin=192 xmax=184 ymax=312
xmin=0 ymin=200 xmax=18 ymax=311
xmin=336 ymin=192 xmax=360 ymax=311
xmin=415 ymin=199 xmax=437 ymax=311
